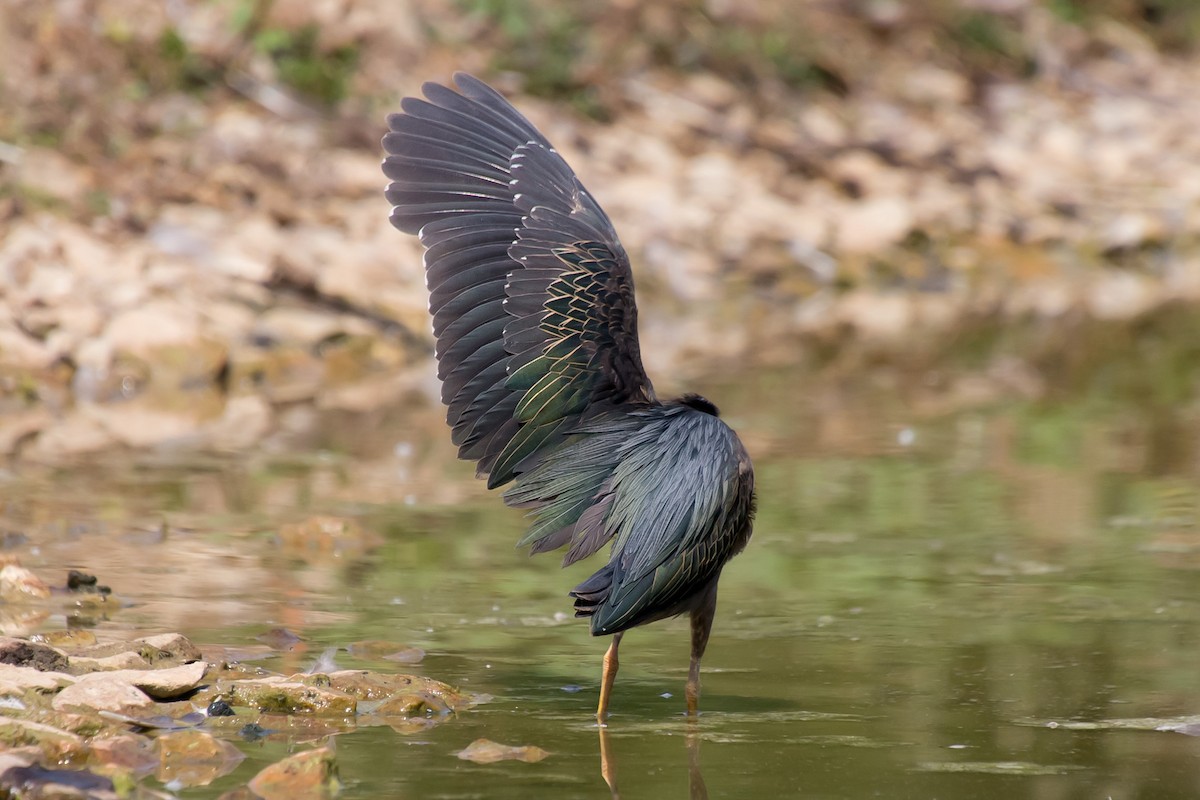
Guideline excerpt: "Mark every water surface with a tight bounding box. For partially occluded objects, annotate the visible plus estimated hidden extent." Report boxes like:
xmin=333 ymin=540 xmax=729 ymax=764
xmin=3 ymin=366 xmax=1199 ymax=798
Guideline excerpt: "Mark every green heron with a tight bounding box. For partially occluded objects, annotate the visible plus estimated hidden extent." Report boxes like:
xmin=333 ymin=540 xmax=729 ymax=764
xmin=382 ymin=74 xmax=756 ymax=720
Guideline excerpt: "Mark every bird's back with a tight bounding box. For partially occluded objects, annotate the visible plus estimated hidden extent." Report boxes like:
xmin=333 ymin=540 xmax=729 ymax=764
xmin=513 ymin=400 xmax=756 ymax=635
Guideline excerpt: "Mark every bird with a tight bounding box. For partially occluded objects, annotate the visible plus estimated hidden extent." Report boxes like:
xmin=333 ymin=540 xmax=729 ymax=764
xmin=381 ymin=73 xmax=755 ymax=720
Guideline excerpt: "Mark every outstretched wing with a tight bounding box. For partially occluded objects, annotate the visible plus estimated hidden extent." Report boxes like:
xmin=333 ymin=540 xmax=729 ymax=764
xmin=383 ymin=73 xmax=655 ymax=491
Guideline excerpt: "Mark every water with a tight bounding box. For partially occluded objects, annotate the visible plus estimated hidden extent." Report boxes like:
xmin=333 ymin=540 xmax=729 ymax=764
xmin=3 ymin=364 xmax=1199 ymax=798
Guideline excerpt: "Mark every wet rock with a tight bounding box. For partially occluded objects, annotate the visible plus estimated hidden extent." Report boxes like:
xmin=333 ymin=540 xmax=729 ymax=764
xmin=455 ymin=738 xmax=550 ymax=764
xmin=206 ymin=699 xmax=235 ymax=717
xmin=88 ymin=733 xmax=159 ymax=778
xmin=30 ymin=630 xmax=97 ymax=652
xmin=100 ymin=708 xmax=206 ymax=731
xmin=380 ymin=648 xmax=425 ymax=665
xmin=52 ymin=679 xmax=155 ymax=715
xmin=330 ymin=671 xmax=469 ymax=722
xmin=0 ymin=637 xmax=69 ymax=671
xmin=156 ymin=728 xmax=245 ymax=787
xmin=0 ymin=718 xmax=88 ymax=762
xmin=73 ymin=661 xmax=208 ymax=700
xmin=346 ymin=641 xmax=424 ymax=665
xmin=0 ymin=758 xmax=118 ymax=800
xmin=247 ymin=746 xmax=339 ymax=800
xmin=0 ymin=564 xmax=52 ymax=602
xmin=205 ymin=677 xmax=357 ymax=716
xmin=276 ymin=516 xmax=382 ymax=557
xmin=326 ymin=671 xmax=466 ymax=707
xmin=255 ymin=628 xmax=304 ymax=651
xmin=65 ymin=571 xmax=107 ymax=594
xmin=135 ymin=633 xmax=203 ymax=663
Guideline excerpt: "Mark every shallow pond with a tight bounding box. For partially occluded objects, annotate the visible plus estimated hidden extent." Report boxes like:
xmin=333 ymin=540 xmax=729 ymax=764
xmin=3 ymin=365 xmax=1199 ymax=798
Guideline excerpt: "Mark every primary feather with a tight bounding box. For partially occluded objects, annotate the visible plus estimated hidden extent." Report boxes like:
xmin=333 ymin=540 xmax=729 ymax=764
xmin=383 ymin=73 xmax=755 ymax=636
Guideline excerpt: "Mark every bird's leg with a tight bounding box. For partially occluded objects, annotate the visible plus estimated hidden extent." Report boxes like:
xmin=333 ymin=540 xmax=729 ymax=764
xmin=597 ymin=631 xmax=623 ymax=723
xmin=686 ymin=585 xmax=718 ymax=716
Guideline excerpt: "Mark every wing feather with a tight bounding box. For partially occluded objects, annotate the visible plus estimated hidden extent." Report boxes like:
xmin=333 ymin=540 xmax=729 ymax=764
xmin=383 ymin=72 xmax=655 ymax=507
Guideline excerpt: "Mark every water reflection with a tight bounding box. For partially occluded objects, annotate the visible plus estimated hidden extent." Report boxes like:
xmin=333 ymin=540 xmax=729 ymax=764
xmin=598 ymin=723 xmax=708 ymax=800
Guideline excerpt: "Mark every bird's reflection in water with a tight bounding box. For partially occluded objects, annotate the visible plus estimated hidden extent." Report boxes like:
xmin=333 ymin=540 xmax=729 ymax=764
xmin=599 ymin=721 xmax=708 ymax=800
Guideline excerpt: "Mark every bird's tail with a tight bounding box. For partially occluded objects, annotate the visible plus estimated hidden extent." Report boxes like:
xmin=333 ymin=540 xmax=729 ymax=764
xmin=569 ymin=563 xmax=613 ymax=624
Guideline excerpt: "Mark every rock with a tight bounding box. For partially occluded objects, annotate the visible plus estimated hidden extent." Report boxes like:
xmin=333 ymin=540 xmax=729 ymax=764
xmin=103 ymin=302 xmax=202 ymax=358
xmin=0 ymin=761 xmax=118 ymax=800
xmin=156 ymin=729 xmax=245 ymax=787
xmin=328 ymin=671 xmax=469 ymax=714
xmin=75 ymin=661 xmax=208 ymax=700
xmin=89 ymin=734 xmax=159 ymax=778
xmin=0 ymin=663 xmax=76 ymax=694
xmin=1104 ymin=212 xmax=1162 ymax=251
xmin=0 ymin=637 xmax=69 ymax=671
xmin=0 ymin=565 xmax=51 ymax=602
xmin=68 ymin=653 xmax=153 ymax=672
xmin=254 ymin=307 xmax=347 ymax=347
xmin=455 ymin=738 xmax=550 ymax=764
xmin=68 ymin=641 xmax=161 ymax=661
xmin=205 ymin=677 xmax=357 ymax=716
xmin=135 ymin=633 xmax=203 ymax=663
xmin=14 ymin=148 xmax=93 ymax=205
xmin=0 ymin=328 xmax=54 ymax=371
xmin=276 ymin=516 xmax=382 ymax=557
xmin=901 ymin=65 xmax=970 ymax=107
xmin=52 ymin=679 xmax=155 ymax=714
xmin=0 ymin=408 xmax=52 ymax=455
xmin=247 ymin=746 xmax=339 ymax=800
xmin=1087 ymin=271 xmax=1160 ymax=320
xmin=255 ymin=628 xmax=303 ymax=651
xmin=834 ymin=197 xmax=914 ymax=254
xmin=31 ymin=630 xmax=98 ymax=650
xmin=381 ymin=648 xmax=425 ymax=665
xmin=24 ymin=412 xmax=115 ymax=461
xmin=0 ymin=717 xmax=88 ymax=762
xmin=203 ymin=395 xmax=273 ymax=451
xmin=86 ymin=403 xmax=203 ymax=450
xmin=315 ymin=373 xmax=413 ymax=413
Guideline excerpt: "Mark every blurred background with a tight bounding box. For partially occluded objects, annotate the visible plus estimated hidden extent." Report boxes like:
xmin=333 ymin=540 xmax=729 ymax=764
xmin=3 ymin=0 xmax=1200 ymax=463
xmin=2 ymin=3 xmax=1200 ymax=797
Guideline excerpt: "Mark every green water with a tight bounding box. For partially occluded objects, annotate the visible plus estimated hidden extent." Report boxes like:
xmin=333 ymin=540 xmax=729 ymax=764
xmin=3 ymin=365 xmax=1200 ymax=798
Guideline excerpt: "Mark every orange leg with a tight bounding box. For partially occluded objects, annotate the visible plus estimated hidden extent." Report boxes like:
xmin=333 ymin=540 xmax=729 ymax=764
xmin=597 ymin=631 xmax=623 ymax=723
